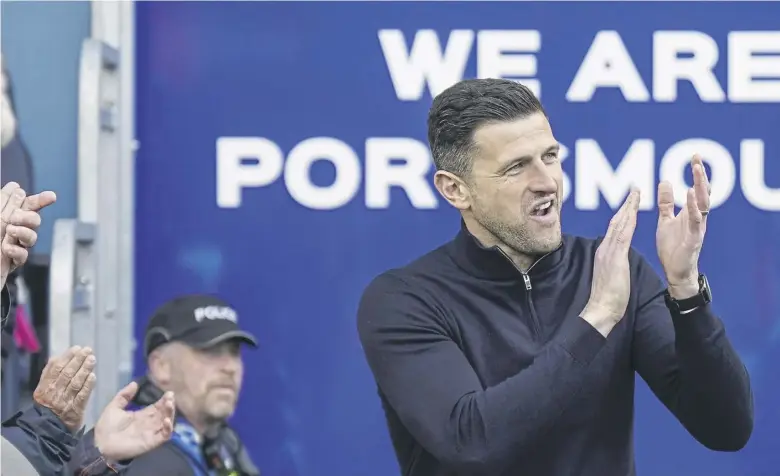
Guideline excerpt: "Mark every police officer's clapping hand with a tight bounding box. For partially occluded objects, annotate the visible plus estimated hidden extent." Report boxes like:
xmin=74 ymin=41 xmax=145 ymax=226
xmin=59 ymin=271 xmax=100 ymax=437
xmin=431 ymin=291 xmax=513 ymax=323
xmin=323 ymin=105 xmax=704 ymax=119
xmin=94 ymin=380 xmax=176 ymax=462
xmin=0 ymin=181 xmax=56 ymax=288
xmin=32 ymin=345 xmax=97 ymax=432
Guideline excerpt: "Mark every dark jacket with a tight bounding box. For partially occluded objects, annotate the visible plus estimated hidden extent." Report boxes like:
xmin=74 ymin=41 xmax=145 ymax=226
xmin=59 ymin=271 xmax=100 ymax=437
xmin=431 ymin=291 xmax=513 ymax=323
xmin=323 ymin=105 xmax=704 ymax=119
xmin=69 ymin=429 xmax=129 ymax=476
xmin=2 ymin=271 xmax=20 ymax=358
xmin=119 ymin=440 xmax=198 ymax=476
xmin=1 ymin=403 xmax=124 ymax=475
xmin=1 ymin=404 xmax=77 ymax=475
xmin=1 ymin=285 xmax=11 ymax=330
xmin=1 ymin=286 xmax=125 ymax=476
xmin=357 ymin=226 xmax=754 ymax=476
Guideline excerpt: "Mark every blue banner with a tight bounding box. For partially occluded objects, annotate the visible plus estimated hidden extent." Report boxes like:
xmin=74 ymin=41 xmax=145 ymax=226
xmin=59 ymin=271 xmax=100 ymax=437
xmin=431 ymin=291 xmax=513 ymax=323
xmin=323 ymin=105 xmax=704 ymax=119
xmin=134 ymin=2 xmax=780 ymax=475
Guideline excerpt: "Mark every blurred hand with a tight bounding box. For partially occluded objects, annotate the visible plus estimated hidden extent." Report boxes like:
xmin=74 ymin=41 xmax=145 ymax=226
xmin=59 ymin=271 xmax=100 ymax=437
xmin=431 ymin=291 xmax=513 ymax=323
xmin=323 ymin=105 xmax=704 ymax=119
xmin=0 ymin=182 xmax=56 ymax=287
xmin=94 ymin=381 xmax=175 ymax=462
xmin=33 ymin=346 xmax=96 ymax=432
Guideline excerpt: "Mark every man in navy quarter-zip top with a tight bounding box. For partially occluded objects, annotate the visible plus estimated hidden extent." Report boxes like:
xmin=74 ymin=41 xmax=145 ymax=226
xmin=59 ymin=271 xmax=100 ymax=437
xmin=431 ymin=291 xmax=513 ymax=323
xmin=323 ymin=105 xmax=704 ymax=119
xmin=357 ymin=78 xmax=753 ymax=476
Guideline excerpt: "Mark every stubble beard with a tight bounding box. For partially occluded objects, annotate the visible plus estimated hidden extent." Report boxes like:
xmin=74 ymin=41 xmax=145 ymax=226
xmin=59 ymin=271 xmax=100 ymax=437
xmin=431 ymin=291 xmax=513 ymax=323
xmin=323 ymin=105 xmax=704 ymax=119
xmin=475 ymin=205 xmax=562 ymax=266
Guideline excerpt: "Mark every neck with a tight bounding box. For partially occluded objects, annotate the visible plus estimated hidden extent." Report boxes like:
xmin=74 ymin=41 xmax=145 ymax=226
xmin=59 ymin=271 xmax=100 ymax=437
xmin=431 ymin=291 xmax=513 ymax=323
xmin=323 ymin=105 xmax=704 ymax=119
xmin=462 ymin=215 xmax=535 ymax=272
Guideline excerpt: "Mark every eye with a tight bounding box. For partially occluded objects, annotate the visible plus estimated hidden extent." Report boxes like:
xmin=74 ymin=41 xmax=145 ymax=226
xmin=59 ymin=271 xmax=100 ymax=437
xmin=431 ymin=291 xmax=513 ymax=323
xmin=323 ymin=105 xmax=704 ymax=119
xmin=505 ymin=162 xmax=525 ymax=174
xmin=543 ymin=152 xmax=559 ymax=163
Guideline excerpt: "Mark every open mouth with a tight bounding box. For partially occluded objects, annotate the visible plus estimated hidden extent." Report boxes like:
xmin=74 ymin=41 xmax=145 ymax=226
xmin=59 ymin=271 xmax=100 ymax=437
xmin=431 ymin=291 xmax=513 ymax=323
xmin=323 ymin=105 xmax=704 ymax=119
xmin=531 ymin=199 xmax=554 ymax=217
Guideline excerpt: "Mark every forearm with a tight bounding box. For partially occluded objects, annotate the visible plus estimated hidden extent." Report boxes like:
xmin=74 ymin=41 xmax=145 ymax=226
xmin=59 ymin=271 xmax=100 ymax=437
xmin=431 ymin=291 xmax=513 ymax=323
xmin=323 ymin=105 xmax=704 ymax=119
xmin=669 ymin=304 xmax=753 ymax=450
xmin=415 ymin=317 xmax=606 ymax=472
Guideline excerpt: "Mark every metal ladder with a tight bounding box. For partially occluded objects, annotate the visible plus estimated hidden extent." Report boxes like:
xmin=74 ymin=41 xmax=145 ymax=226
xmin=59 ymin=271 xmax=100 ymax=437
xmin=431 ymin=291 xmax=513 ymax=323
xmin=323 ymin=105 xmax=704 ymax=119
xmin=48 ymin=2 xmax=136 ymax=428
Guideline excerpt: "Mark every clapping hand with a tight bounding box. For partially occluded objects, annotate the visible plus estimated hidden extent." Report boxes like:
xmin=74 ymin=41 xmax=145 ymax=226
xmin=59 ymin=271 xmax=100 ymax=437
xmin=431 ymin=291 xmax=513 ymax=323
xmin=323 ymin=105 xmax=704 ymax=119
xmin=32 ymin=346 xmax=97 ymax=432
xmin=656 ymin=154 xmax=710 ymax=299
xmin=94 ymin=381 xmax=176 ymax=462
xmin=0 ymin=182 xmax=56 ymax=287
xmin=581 ymin=190 xmax=641 ymax=337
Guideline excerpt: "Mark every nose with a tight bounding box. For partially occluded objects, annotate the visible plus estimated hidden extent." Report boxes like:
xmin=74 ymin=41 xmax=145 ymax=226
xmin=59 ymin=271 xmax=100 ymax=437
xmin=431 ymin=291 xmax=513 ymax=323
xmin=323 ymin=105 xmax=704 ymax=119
xmin=528 ymin=159 xmax=558 ymax=194
xmin=220 ymin=354 xmax=240 ymax=374
xmin=208 ymin=347 xmax=240 ymax=375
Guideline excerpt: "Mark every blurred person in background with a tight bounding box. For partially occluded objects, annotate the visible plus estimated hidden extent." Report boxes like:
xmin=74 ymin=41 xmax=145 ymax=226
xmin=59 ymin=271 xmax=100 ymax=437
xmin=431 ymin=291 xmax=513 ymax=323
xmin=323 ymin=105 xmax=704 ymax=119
xmin=1 ymin=54 xmax=37 ymax=366
xmin=123 ymin=295 xmax=260 ymax=476
xmin=1 ymin=54 xmax=33 ymax=192
xmin=1 ymin=184 xmax=177 ymax=475
xmin=1 ymin=54 xmax=17 ymax=150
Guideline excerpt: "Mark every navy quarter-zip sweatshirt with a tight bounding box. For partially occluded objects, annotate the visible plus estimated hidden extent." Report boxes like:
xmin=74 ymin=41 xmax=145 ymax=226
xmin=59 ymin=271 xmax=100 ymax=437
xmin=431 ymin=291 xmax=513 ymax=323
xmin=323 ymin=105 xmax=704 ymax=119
xmin=357 ymin=225 xmax=753 ymax=476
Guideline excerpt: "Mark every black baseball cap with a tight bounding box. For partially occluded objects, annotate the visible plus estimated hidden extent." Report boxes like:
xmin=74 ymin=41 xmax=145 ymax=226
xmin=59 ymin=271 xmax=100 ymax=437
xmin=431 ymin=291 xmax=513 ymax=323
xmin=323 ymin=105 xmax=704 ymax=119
xmin=143 ymin=294 xmax=258 ymax=358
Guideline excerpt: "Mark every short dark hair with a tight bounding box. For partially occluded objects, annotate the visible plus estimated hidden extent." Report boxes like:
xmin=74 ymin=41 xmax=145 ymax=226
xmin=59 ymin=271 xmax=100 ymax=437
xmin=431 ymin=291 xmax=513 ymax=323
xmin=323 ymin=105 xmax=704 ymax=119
xmin=427 ymin=78 xmax=546 ymax=177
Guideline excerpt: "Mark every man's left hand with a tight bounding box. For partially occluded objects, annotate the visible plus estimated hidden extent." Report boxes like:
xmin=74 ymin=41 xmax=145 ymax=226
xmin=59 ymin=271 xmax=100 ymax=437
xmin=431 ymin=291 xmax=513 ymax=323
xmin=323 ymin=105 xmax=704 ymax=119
xmin=33 ymin=346 xmax=97 ymax=432
xmin=0 ymin=182 xmax=56 ymax=286
xmin=94 ymin=381 xmax=176 ymax=462
xmin=656 ymin=154 xmax=711 ymax=299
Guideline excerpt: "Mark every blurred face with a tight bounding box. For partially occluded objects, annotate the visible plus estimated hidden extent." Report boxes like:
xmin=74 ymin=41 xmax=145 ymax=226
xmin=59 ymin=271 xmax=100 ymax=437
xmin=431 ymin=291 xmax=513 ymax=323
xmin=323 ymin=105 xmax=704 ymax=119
xmin=436 ymin=113 xmax=564 ymax=263
xmin=153 ymin=340 xmax=244 ymax=428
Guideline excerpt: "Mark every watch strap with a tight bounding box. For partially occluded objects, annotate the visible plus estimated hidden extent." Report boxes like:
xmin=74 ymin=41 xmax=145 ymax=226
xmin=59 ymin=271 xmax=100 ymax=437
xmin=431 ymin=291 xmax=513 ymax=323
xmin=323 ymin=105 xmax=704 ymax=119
xmin=664 ymin=274 xmax=712 ymax=313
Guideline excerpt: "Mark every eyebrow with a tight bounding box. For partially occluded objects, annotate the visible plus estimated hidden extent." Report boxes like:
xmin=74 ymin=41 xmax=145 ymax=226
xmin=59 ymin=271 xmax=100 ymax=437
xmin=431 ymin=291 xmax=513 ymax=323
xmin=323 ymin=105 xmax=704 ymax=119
xmin=497 ymin=144 xmax=560 ymax=174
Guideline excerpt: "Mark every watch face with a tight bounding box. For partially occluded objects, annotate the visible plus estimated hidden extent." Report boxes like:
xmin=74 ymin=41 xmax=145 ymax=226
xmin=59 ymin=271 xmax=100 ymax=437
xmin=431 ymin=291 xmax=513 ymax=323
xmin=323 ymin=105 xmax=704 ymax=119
xmin=700 ymin=274 xmax=712 ymax=302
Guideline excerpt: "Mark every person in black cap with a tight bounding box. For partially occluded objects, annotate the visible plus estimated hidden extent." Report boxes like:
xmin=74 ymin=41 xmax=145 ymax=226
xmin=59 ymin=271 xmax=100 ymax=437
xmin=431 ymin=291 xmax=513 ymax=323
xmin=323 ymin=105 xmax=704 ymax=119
xmin=122 ymin=295 xmax=261 ymax=476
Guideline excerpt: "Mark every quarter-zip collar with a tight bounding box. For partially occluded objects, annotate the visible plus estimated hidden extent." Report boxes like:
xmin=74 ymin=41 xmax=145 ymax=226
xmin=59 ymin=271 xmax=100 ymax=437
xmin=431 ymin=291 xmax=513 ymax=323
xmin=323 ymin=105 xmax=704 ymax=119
xmin=449 ymin=220 xmax=566 ymax=281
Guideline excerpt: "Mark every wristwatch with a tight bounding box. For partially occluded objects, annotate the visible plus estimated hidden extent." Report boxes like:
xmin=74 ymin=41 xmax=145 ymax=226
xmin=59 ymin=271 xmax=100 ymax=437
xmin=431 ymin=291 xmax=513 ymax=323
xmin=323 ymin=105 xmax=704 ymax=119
xmin=664 ymin=273 xmax=712 ymax=313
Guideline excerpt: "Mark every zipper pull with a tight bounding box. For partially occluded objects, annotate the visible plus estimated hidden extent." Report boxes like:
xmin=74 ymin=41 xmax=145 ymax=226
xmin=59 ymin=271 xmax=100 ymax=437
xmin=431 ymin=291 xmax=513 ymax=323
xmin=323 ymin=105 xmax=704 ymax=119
xmin=522 ymin=274 xmax=532 ymax=291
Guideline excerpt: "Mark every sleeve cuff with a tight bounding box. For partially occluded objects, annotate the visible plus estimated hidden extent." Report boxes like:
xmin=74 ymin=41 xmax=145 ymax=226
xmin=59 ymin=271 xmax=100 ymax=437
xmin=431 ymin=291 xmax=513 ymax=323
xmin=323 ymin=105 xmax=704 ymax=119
xmin=31 ymin=404 xmax=81 ymax=447
xmin=79 ymin=455 xmax=128 ymax=475
xmin=670 ymin=303 xmax=724 ymax=343
xmin=556 ymin=316 xmax=607 ymax=364
xmin=78 ymin=456 xmax=126 ymax=476
xmin=71 ymin=428 xmax=133 ymax=475
xmin=1 ymin=285 xmax=10 ymax=326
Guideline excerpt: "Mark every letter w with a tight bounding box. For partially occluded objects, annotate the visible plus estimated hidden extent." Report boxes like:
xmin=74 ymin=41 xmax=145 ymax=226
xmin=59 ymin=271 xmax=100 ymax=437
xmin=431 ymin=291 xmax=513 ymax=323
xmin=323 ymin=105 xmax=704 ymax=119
xmin=379 ymin=29 xmax=474 ymax=101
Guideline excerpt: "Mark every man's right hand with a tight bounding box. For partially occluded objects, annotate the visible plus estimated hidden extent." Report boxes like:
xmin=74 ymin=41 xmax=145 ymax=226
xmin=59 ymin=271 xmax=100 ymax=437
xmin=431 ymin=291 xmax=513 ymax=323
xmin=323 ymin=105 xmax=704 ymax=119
xmin=581 ymin=190 xmax=640 ymax=337
xmin=33 ymin=346 xmax=97 ymax=433
xmin=94 ymin=381 xmax=175 ymax=462
xmin=1 ymin=182 xmax=26 ymax=287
